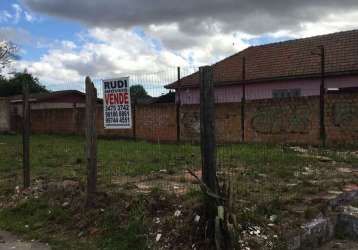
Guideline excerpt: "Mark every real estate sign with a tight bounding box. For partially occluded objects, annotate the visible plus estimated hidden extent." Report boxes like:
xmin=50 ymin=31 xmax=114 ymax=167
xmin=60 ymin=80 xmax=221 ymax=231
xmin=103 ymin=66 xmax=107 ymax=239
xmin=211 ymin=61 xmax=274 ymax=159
xmin=102 ymin=77 xmax=132 ymax=129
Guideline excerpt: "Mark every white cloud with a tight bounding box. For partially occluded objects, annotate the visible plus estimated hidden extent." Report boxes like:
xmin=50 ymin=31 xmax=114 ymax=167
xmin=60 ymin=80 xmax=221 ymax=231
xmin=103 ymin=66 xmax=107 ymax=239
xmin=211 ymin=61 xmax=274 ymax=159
xmin=297 ymin=10 xmax=358 ymax=38
xmin=61 ymin=40 xmax=77 ymax=50
xmin=0 ymin=4 xmax=39 ymax=24
xmin=15 ymin=28 xmax=190 ymax=85
xmin=11 ymin=1 xmax=358 ymax=89
xmin=0 ymin=10 xmax=12 ymax=23
xmin=0 ymin=27 xmax=33 ymax=44
xmin=268 ymin=10 xmax=358 ymax=39
xmin=15 ymin=24 xmax=255 ymax=87
xmin=23 ymin=0 xmax=358 ymax=36
xmin=24 ymin=11 xmax=34 ymax=22
xmin=12 ymin=4 xmax=22 ymax=23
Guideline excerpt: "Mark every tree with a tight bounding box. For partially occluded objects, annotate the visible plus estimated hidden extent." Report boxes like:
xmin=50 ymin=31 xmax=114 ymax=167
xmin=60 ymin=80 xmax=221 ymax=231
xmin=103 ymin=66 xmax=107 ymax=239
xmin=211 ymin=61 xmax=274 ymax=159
xmin=0 ymin=72 xmax=48 ymax=97
xmin=0 ymin=41 xmax=18 ymax=73
xmin=130 ymin=84 xmax=149 ymax=103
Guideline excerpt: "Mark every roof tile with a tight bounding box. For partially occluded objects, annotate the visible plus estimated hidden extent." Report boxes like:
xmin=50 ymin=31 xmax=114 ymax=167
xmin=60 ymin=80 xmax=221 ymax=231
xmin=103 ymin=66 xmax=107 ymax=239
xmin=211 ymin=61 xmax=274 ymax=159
xmin=167 ymin=29 xmax=358 ymax=88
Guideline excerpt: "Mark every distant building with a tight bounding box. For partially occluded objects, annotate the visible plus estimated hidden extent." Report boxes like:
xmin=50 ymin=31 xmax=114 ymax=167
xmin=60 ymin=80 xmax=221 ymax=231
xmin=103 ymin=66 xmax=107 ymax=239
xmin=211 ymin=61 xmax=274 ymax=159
xmin=9 ymin=90 xmax=102 ymax=113
xmin=166 ymin=29 xmax=358 ymax=104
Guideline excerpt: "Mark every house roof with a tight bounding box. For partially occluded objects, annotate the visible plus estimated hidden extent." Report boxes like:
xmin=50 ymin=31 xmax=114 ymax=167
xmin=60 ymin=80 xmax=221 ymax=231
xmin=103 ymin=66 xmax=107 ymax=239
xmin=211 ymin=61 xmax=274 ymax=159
xmin=136 ymin=92 xmax=175 ymax=105
xmin=166 ymin=29 xmax=358 ymax=89
xmin=10 ymin=90 xmax=102 ymax=103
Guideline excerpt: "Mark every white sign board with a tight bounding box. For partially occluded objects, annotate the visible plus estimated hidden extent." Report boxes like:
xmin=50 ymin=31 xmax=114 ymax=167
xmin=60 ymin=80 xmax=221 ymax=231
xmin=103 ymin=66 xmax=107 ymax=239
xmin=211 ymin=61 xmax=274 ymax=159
xmin=103 ymin=77 xmax=132 ymax=129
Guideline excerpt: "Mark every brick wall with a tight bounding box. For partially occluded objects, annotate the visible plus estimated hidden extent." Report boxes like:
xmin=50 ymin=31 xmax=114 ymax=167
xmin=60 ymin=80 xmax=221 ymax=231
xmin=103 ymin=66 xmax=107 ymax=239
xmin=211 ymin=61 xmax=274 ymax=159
xmin=0 ymin=98 xmax=10 ymax=132
xmin=96 ymin=106 xmax=134 ymax=139
xmin=26 ymin=104 xmax=176 ymax=141
xmin=30 ymin=106 xmax=135 ymax=138
xmin=135 ymin=104 xmax=177 ymax=142
xmin=31 ymin=108 xmax=78 ymax=134
xmin=325 ymin=93 xmax=358 ymax=145
xmin=244 ymin=96 xmax=320 ymax=145
xmin=179 ymin=94 xmax=358 ymax=145
xmin=179 ymin=103 xmax=242 ymax=143
xmin=10 ymin=93 xmax=358 ymax=145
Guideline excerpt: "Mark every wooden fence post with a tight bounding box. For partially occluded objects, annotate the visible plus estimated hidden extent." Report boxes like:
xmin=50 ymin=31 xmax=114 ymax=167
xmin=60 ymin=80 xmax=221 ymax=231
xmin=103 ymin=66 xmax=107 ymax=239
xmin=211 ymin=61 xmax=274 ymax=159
xmin=241 ymin=57 xmax=246 ymax=142
xmin=85 ymin=76 xmax=97 ymax=207
xmin=200 ymin=65 xmax=218 ymax=238
xmin=176 ymin=66 xmax=181 ymax=142
xmin=22 ymin=78 xmax=30 ymax=189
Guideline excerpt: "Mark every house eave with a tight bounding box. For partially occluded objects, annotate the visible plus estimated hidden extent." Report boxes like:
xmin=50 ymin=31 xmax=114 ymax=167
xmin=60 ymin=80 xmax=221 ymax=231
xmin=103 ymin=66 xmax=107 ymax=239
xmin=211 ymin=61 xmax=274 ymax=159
xmin=167 ymin=70 xmax=358 ymax=90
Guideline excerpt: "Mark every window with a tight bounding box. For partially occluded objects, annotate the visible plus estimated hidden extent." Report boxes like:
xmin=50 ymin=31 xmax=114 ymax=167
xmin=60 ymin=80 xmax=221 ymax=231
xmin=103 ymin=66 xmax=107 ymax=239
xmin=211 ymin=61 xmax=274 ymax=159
xmin=272 ymin=89 xmax=301 ymax=98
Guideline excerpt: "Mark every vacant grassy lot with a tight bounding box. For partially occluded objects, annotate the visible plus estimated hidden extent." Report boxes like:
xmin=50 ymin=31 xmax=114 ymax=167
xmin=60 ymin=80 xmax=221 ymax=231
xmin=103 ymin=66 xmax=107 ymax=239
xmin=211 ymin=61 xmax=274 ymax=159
xmin=3 ymin=134 xmax=355 ymax=180
xmin=0 ymin=134 xmax=326 ymax=187
xmin=0 ymin=134 xmax=357 ymax=210
xmin=0 ymin=134 xmax=357 ymax=249
xmin=0 ymin=134 xmax=198 ymax=179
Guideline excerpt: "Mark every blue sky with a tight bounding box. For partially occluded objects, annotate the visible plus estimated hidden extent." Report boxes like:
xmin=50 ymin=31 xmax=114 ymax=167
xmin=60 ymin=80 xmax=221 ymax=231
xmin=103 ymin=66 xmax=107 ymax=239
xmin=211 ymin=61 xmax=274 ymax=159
xmin=0 ymin=0 xmax=84 ymax=61
xmin=1 ymin=0 xmax=358 ymax=87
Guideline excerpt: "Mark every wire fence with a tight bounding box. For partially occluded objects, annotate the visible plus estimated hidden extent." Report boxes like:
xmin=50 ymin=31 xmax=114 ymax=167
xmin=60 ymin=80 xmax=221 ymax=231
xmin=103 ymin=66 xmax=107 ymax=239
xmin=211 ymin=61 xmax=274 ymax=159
xmin=0 ymin=65 xmax=358 ymax=249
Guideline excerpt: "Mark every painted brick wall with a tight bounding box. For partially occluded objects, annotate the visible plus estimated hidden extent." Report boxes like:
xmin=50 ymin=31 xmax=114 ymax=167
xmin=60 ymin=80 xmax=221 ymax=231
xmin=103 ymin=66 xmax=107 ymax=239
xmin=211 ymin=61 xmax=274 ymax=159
xmin=179 ymin=105 xmax=199 ymax=142
xmin=0 ymin=98 xmax=10 ymax=132
xmin=10 ymin=93 xmax=358 ymax=146
xmin=244 ymin=97 xmax=320 ymax=145
xmin=325 ymin=93 xmax=358 ymax=145
xmin=179 ymin=94 xmax=358 ymax=145
xmin=180 ymin=103 xmax=242 ymax=143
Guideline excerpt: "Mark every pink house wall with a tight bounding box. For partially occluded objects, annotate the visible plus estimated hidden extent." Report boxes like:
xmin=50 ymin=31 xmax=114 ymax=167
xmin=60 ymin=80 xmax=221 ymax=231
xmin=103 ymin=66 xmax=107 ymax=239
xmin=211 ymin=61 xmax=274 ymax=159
xmin=177 ymin=75 xmax=358 ymax=104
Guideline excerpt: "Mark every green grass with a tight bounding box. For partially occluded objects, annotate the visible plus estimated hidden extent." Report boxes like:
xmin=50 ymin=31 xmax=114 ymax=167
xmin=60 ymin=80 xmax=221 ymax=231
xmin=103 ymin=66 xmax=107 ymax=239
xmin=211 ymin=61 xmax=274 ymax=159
xmin=0 ymin=195 xmax=149 ymax=250
xmin=1 ymin=134 xmax=316 ymax=182
xmin=0 ymin=135 xmax=318 ymax=179
xmin=0 ymin=134 xmax=200 ymax=186
xmin=217 ymin=143 xmax=313 ymax=179
xmin=0 ymin=134 xmax=357 ymax=249
xmin=1 ymin=134 xmax=357 ymax=190
xmin=98 ymin=198 xmax=148 ymax=250
xmin=0 ymin=198 xmax=95 ymax=250
xmin=1 ymin=134 xmax=357 ymax=191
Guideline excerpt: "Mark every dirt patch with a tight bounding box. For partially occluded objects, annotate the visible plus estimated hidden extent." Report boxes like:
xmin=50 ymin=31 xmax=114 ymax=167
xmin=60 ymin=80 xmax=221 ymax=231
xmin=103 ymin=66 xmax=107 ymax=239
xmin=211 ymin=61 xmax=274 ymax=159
xmin=319 ymin=240 xmax=358 ymax=250
xmin=0 ymin=177 xmax=210 ymax=250
xmin=0 ymin=230 xmax=50 ymax=250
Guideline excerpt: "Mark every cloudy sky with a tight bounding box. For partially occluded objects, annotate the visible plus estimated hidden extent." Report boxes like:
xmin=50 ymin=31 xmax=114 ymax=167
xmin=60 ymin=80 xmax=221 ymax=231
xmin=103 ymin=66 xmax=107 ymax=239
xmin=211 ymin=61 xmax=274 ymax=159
xmin=1 ymin=0 xmax=358 ymax=87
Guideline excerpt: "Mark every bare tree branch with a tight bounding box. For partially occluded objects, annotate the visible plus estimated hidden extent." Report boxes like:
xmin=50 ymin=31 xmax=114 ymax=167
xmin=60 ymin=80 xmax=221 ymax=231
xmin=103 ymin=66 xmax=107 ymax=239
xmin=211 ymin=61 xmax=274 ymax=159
xmin=186 ymin=168 xmax=224 ymax=201
xmin=0 ymin=41 xmax=18 ymax=72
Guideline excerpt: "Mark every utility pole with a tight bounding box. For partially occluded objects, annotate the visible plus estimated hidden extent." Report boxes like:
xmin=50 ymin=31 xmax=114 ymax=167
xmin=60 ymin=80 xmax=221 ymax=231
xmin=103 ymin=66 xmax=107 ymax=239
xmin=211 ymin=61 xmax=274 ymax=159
xmin=319 ymin=46 xmax=326 ymax=147
xmin=312 ymin=46 xmax=326 ymax=147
